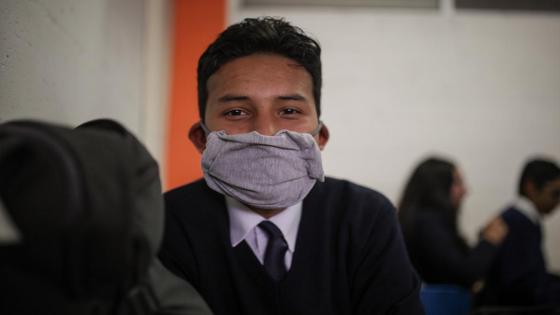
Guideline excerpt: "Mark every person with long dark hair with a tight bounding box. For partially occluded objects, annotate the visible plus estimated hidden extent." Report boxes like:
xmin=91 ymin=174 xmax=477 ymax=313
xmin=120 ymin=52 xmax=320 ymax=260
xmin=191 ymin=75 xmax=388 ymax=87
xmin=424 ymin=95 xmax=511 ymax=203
xmin=398 ymin=157 xmax=508 ymax=289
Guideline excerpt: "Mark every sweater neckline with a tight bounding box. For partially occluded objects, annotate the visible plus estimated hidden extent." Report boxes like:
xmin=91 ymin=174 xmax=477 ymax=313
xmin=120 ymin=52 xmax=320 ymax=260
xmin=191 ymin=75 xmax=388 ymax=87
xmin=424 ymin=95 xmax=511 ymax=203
xmin=225 ymin=181 xmax=326 ymax=286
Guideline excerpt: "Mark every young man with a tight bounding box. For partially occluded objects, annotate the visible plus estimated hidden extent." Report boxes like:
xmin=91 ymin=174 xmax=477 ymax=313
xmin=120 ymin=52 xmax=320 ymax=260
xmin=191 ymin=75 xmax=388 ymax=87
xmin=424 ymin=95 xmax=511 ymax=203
xmin=159 ymin=17 xmax=423 ymax=315
xmin=478 ymin=158 xmax=560 ymax=307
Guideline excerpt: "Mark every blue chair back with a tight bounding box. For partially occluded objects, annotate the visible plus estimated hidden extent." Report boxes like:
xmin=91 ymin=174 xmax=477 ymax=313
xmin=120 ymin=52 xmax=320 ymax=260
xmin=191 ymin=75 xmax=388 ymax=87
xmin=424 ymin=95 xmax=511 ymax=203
xmin=420 ymin=283 xmax=472 ymax=315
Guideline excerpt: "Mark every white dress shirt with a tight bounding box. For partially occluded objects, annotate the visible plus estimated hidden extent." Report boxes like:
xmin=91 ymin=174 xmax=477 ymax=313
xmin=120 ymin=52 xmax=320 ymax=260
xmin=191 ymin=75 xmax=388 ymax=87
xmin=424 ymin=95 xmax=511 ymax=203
xmin=513 ymin=196 xmax=541 ymax=225
xmin=226 ymin=196 xmax=302 ymax=270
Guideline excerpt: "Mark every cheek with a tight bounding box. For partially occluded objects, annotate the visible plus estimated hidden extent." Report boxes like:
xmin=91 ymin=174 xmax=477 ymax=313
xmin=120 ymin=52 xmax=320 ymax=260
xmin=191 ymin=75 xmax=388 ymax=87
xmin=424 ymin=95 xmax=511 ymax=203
xmin=451 ymin=186 xmax=466 ymax=202
xmin=545 ymin=196 xmax=560 ymax=209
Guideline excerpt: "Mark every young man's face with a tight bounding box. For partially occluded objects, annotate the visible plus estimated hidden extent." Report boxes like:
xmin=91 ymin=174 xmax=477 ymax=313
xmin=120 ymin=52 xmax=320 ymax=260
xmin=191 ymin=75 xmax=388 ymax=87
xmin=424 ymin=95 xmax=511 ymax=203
xmin=530 ymin=178 xmax=560 ymax=216
xmin=190 ymin=53 xmax=328 ymax=152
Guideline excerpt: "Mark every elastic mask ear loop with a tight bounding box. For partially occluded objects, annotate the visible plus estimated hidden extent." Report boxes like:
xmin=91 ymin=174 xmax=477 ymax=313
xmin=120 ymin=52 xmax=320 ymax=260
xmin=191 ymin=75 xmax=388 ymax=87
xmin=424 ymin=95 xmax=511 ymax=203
xmin=199 ymin=122 xmax=211 ymax=136
xmin=309 ymin=121 xmax=323 ymax=136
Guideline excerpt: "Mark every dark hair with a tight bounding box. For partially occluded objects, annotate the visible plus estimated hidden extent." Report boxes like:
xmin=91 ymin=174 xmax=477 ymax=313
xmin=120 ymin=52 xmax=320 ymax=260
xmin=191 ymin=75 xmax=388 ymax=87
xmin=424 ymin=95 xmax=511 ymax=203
xmin=399 ymin=157 xmax=456 ymax=214
xmin=398 ymin=157 xmax=467 ymax=249
xmin=518 ymin=158 xmax=560 ymax=196
xmin=197 ymin=17 xmax=322 ymax=122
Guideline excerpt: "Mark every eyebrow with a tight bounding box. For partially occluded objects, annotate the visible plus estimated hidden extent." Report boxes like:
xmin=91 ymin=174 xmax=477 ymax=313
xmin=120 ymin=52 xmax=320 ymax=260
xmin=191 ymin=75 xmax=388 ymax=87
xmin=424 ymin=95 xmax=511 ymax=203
xmin=217 ymin=95 xmax=248 ymax=102
xmin=217 ymin=94 xmax=308 ymax=103
xmin=278 ymin=94 xmax=307 ymax=101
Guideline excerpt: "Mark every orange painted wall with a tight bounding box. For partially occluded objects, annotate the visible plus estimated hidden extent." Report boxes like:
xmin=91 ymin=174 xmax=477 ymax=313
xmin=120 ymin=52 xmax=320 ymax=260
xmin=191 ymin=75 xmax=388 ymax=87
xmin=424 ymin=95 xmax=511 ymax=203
xmin=165 ymin=0 xmax=225 ymax=191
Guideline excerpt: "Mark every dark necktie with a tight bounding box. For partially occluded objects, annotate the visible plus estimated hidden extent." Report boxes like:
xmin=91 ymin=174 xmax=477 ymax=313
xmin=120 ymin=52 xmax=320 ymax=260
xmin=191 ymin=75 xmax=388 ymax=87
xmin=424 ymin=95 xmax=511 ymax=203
xmin=258 ymin=221 xmax=288 ymax=281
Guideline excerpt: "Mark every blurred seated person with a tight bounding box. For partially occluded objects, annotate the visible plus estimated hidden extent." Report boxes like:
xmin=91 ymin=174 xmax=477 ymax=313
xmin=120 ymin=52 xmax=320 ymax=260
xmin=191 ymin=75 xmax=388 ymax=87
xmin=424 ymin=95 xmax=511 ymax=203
xmin=477 ymin=158 xmax=560 ymax=307
xmin=398 ymin=157 xmax=508 ymax=290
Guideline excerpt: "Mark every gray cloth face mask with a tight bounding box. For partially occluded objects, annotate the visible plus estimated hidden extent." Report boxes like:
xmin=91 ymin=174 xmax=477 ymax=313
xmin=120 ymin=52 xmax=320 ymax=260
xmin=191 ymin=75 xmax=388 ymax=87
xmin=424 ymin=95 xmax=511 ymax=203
xmin=200 ymin=124 xmax=325 ymax=210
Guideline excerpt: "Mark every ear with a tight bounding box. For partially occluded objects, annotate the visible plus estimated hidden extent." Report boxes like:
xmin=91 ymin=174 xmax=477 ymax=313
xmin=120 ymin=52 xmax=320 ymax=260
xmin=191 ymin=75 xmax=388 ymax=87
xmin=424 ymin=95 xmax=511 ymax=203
xmin=523 ymin=180 xmax=541 ymax=201
xmin=316 ymin=123 xmax=329 ymax=151
xmin=188 ymin=122 xmax=207 ymax=154
xmin=524 ymin=180 xmax=536 ymax=194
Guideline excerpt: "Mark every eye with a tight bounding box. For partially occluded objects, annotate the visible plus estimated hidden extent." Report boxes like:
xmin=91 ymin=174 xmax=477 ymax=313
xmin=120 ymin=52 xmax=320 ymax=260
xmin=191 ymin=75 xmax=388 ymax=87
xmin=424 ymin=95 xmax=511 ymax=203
xmin=279 ymin=107 xmax=301 ymax=116
xmin=223 ymin=109 xmax=249 ymax=119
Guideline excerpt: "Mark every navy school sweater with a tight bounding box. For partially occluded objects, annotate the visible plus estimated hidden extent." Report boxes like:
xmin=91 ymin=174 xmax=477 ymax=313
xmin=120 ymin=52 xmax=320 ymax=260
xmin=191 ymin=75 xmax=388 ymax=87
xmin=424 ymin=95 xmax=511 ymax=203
xmin=478 ymin=207 xmax=560 ymax=307
xmin=159 ymin=177 xmax=424 ymax=315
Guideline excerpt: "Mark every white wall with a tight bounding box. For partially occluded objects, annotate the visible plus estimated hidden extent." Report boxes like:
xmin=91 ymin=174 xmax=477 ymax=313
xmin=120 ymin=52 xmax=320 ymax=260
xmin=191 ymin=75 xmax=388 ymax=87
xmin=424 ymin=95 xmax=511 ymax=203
xmin=2 ymin=0 xmax=559 ymax=271
xmin=0 ymin=0 xmax=169 ymax=165
xmin=229 ymin=0 xmax=560 ymax=270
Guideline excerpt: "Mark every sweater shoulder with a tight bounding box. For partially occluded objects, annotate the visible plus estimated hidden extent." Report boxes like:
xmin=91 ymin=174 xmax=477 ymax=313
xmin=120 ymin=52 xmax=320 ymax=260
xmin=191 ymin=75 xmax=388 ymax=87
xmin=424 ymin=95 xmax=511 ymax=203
xmin=163 ymin=179 xmax=225 ymax=219
xmin=165 ymin=179 xmax=207 ymax=201
xmin=165 ymin=179 xmax=215 ymax=206
xmin=312 ymin=177 xmax=397 ymax=227
xmin=501 ymin=207 xmax=533 ymax=228
xmin=322 ymin=176 xmax=390 ymax=201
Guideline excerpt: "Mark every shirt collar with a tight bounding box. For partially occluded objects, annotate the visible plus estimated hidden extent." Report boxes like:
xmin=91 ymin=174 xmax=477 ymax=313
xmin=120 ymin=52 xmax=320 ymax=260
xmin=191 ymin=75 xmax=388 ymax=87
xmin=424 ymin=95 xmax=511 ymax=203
xmin=514 ymin=196 xmax=541 ymax=225
xmin=226 ymin=197 xmax=302 ymax=252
